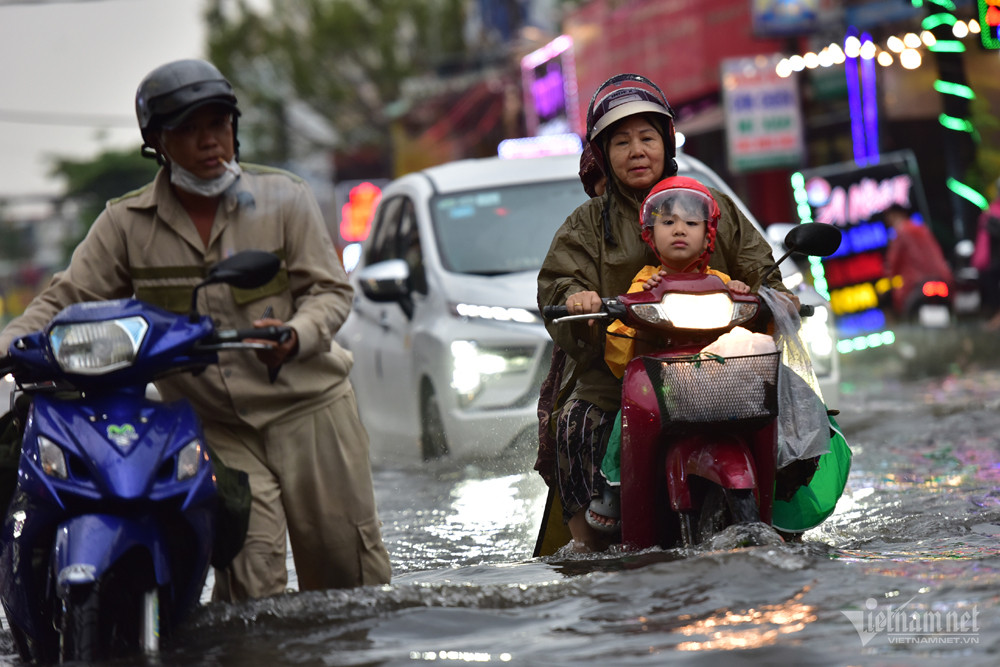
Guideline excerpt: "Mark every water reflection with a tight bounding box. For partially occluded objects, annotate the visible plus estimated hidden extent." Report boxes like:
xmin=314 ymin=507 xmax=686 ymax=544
xmin=672 ymin=587 xmax=817 ymax=651
xmin=426 ymin=474 xmax=541 ymax=556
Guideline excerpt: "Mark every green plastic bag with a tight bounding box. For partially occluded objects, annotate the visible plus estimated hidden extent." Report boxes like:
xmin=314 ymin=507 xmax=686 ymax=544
xmin=771 ymin=414 xmax=852 ymax=534
xmin=600 ymin=410 xmax=623 ymax=486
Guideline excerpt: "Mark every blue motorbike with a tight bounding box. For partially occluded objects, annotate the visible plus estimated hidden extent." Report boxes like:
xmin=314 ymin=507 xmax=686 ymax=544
xmin=0 ymin=250 xmax=288 ymax=663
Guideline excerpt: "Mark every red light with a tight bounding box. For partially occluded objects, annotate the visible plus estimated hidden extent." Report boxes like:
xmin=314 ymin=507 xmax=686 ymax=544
xmin=922 ymin=281 xmax=949 ymax=298
xmin=340 ymin=182 xmax=382 ymax=243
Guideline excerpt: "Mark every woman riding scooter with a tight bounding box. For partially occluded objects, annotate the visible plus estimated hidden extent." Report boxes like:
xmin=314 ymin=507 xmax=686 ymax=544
xmin=535 ymin=73 xmax=792 ymax=553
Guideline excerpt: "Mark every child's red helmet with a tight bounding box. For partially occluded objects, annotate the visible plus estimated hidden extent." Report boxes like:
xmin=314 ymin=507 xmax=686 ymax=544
xmin=640 ymin=176 xmax=721 ymax=273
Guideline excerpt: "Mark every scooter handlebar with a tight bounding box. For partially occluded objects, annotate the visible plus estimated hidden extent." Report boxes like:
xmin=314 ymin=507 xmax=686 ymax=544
xmin=542 ymin=305 xmax=569 ymax=319
xmin=201 ymin=325 xmax=293 ymax=349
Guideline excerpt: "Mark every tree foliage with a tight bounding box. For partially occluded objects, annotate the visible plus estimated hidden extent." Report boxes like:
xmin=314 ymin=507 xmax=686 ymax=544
xmin=203 ymin=0 xmax=469 ymax=166
xmin=48 ymin=146 xmax=160 ymax=255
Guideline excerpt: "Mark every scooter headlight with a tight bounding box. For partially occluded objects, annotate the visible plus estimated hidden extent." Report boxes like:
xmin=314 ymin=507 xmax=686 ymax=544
xmin=38 ymin=436 xmax=68 ymax=479
xmin=49 ymin=316 xmax=148 ymax=375
xmin=176 ymin=439 xmax=205 ymax=481
xmin=631 ymin=292 xmax=757 ymax=329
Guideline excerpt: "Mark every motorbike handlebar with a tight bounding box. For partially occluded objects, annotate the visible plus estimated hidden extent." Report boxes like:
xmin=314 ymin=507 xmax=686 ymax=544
xmin=542 ymin=305 xmax=569 ymax=319
xmin=206 ymin=325 xmax=293 ymax=346
xmin=543 ymin=299 xmax=622 ymax=323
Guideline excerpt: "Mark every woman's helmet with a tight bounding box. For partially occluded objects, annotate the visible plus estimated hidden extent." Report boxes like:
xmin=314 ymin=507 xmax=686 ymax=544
xmin=585 ymin=73 xmax=676 ymax=170
xmin=135 ymin=59 xmax=240 ymax=161
xmin=640 ymin=176 xmax=720 ymax=272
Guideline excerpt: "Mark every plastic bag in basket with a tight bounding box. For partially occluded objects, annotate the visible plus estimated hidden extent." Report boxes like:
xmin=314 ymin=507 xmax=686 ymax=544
xmin=701 ymin=327 xmax=778 ymax=419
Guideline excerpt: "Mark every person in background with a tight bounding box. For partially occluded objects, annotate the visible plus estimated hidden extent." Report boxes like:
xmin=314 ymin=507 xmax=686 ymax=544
xmin=587 ymin=176 xmax=750 ymax=531
xmin=972 ymin=179 xmax=1000 ymax=330
xmin=578 ymin=143 xmax=606 ymax=198
xmin=536 ymin=73 xmax=790 ymax=553
xmin=880 ymin=203 xmax=954 ymax=321
xmin=0 ymin=59 xmax=392 ymax=601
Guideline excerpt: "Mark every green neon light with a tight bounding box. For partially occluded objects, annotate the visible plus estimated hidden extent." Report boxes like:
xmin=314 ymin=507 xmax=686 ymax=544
xmin=923 ymin=13 xmax=957 ymax=30
xmin=928 ymin=40 xmax=966 ymax=53
xmin=789 ymin=171 xmax=831 ymax=301
xmin=809 ymin=256 xmax=830 ymax=300
xmin=836 ymin=330 xmax=896 ymax=354
xmin=933 ymin=80 xmax=975 ymax=99
xmin=946 ymin=177 xmax=989 ymax=209
xmin=939 ymin=113 xmax=974 ymax=132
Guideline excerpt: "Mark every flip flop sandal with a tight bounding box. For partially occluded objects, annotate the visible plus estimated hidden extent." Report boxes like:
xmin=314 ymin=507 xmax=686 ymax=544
xmin=585 ymin=486 xmax=621 ymax=533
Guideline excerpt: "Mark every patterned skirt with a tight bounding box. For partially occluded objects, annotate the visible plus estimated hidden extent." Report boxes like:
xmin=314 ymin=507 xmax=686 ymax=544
xmin=553 ymin=398 xmax=615 ymax=522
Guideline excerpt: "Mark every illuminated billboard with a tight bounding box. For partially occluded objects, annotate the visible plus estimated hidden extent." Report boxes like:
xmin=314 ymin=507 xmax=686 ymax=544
xmin=520 ymin=35 xmax=582 ymax=137
xmin=793 ymin=150 xmax=931 ymax=350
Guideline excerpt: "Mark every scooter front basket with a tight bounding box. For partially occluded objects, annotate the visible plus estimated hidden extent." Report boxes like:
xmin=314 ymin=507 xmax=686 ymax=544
xmin=642 ymin=351 xmax=780 ymax=424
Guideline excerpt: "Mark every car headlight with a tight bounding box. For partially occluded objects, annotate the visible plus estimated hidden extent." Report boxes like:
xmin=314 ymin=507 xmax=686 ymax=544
xmin=450 ymin=340 xmax=533 ymax=404
xmin=49 ymin=316 xmax=148 ymax=375
xmin=38 ymin=436 xmax=68 ymax=479
xmin=800 ymin=305 xmax=835 ymax=376
xmin=176 ymin=439 xmax=204 ymax=481
xmin=451 ymin=303 xmax=540 ymax=324
xmin=631 ymin=292 xmax=757 ymax=329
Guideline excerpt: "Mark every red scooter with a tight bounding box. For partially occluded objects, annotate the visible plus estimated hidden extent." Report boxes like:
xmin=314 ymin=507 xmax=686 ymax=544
xmin=535 ymin=222 xmax=843 ymax=553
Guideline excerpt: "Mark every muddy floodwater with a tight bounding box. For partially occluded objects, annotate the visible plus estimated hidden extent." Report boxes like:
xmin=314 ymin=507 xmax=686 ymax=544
xmin=3 ymin=326 xmax=1000 ymax=666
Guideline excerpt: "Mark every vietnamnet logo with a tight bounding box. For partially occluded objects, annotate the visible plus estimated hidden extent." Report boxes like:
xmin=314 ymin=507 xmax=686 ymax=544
xmin=842 ymin=597 xmax=980 ymax=646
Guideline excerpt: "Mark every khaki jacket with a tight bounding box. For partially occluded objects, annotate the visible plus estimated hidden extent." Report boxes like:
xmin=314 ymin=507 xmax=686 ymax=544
xmin=537 ymin=184 xmax=786 ymax=411
xmin=0 ymin=164 xmax=354 ymax=429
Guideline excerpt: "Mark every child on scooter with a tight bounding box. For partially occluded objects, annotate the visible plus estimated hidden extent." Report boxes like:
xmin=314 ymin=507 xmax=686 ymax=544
xmin=588 ymin=175 xmax=750 ymax=532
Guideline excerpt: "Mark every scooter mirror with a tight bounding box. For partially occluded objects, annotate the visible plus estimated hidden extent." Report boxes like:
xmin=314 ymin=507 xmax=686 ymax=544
xmin=189 ymin=251 xmax=281 ymax=320
xmin=205 ymin=250 xmax=281 ymax=289
xmin=783 ymin=223 xmax=842 ymax=258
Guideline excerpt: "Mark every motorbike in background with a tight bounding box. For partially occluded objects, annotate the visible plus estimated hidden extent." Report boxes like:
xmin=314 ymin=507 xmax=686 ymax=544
xmin=0 ymin=250 xmax=290 ymax=664
xmin=535 ymin=223 xmax=844 ymax=554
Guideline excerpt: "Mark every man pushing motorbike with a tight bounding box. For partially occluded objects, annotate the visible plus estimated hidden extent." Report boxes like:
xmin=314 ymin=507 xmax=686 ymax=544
xmin=0 ymin=59 xmax=391 ymax=601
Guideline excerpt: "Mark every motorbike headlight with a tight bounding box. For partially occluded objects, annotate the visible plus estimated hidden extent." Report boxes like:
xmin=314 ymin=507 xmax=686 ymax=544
xmin=176 ymin=439 xmax=204 ymax=481
xmin=49 ymin=316 xmax=148 ymax=375
xmin=631 ymin=292 xmax=757 ymax=329
xmin=38 ymin=436 xmax=68 ymax=479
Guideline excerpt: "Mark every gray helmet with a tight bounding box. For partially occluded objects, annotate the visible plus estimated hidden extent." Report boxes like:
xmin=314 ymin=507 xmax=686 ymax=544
xmin=585 ymin=73 xmax=676 ymax=168
xmin=135 ymin=59 xmax=240 ymax=158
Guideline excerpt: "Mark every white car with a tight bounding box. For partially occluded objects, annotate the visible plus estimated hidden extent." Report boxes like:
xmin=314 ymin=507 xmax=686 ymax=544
xmin=337 ymin=151 xmax=838 ymax=463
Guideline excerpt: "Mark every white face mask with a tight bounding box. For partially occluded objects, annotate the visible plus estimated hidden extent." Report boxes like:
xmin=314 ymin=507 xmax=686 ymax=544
xmin=168 ymin=158 xmax=241 ymax=198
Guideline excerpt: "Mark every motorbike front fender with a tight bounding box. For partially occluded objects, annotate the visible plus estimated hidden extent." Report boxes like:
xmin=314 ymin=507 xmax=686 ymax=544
xmin=52 ymin=514 xmax=170 ymax=596
xmin=665 ymin=434 xmax=758 ymax=511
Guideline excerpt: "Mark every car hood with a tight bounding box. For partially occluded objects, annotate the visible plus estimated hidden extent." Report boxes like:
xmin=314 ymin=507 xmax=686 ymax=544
xmin=437 ymin=269 xmax=541 ymax=311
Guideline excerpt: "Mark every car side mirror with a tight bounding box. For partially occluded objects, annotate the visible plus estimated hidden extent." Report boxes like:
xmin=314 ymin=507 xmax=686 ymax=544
xmin=357 ymin=259 xmax=415 ymax=319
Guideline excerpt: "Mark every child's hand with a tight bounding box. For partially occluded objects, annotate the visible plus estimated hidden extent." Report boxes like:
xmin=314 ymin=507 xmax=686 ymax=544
xmin=643 ymin=272 xmax=665 ymax=291
xmin=728 ymin=280 xmax=750 ymax=294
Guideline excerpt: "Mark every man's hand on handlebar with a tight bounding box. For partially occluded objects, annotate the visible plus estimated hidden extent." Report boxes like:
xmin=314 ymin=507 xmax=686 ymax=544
xmin=249 ymin=317 xmax=298 ymax=370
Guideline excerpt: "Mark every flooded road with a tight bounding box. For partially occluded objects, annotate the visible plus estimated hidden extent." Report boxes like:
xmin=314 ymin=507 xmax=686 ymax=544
xmin=3 ymin=329 xmax=1000 ymax=665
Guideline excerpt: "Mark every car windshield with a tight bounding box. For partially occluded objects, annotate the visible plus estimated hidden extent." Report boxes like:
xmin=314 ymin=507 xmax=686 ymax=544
xmin=430 ymin=178 xmax=586 ymax=275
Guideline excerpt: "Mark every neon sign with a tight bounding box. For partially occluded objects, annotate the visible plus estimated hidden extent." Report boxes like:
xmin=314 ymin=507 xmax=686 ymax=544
xmin=808 ymin=175 xmax=912 ymax=227
xmin=793 ymin=150 xmax=930 ymax=349
xmin=520 ymin=35 xmax=582 ymax=137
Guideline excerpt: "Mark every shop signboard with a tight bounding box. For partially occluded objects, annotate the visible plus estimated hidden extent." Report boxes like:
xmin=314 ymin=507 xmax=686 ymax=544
xmin=722 ymin=54 xmax=804 ymax=173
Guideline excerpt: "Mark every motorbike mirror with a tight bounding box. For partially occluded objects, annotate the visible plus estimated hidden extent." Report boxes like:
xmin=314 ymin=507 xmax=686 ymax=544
xmin=189 ymin=250 xmax=281 ymax=321
xmin=761 ymin=223 xmax=842 ymax=284
xmin=783 ymin=222 xmax=842 ymax=258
